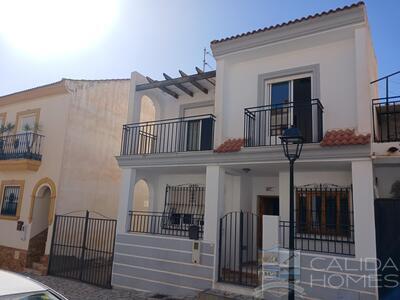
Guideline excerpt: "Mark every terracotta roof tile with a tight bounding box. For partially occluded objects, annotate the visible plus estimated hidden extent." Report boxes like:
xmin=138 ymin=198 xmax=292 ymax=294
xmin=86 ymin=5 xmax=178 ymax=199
xmin=211 ymin=2 xmax=364 ymax=45
xmin=320 ymin=129 xmax=370 ymax=147
xmin=214 ymin=138 xmax=244 ymax=153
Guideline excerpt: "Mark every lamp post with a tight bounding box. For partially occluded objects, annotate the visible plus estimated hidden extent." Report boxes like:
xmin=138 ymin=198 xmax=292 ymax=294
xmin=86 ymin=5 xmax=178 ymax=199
xmin=280 ymin=128 xmax=304 ymax=300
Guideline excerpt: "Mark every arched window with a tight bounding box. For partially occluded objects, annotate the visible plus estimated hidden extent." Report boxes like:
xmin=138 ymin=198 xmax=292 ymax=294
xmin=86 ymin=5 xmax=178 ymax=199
xmin=133 ymin=179 xmax=150 ymax=211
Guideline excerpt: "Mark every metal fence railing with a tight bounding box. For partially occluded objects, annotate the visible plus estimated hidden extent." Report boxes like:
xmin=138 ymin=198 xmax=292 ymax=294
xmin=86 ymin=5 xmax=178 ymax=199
xmin=371 ymin=70 xmax=400 ymax=143
xmin=244 ymin=99 xmax=323 ymax=147
xmin=128 ymin=211 xmax=204 ymax=239
xmin=372 ymin=97 xmax=400 ymax=142
xmin=120 ymin=114 xmax=215 ymax=155
xmin=0 ymin=132 xmax=44 ymax=160
xmin=279 ymin=221 xmax=355 ymax=256
xmin=48 ymin=211 xmax=117 ymax=289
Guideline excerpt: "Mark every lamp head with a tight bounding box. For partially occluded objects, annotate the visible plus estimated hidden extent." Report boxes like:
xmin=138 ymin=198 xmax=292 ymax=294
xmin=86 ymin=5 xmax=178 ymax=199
xmin=279 ymin=127 xmax=304 ymax=162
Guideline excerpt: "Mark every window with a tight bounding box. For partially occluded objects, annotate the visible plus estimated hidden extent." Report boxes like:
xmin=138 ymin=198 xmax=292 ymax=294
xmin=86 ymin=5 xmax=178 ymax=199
xmin=271 ymin=81 xmax=290 ymax=106
xmin=0 ymin=181 xmax=24 ymax=219
xmin=266 ymin=75 xmax=312 ymax=139
xmin=15 ymin=109 xmax=40 ymax=133
xmin=186 ymin=120 xmax=201 ymax=151
xmin=296 ymin=185 xmax=352 ymax=236
xmin=162 ymin=184 xmax=205 ymax=229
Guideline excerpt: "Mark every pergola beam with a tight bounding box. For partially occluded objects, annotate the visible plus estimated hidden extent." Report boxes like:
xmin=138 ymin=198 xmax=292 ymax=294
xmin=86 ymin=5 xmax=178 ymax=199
xmin=196 ymin=67 xmax=216 ymax=86
xmin=145 ymin=76 xmax=179 ymax=99
xmin=136 ymin=70 xmax=215 ymax=93
xmin=178 ymin=70 xmax=208 ymax=94
xmin=163 ymin=73 xmax=193 ymax=97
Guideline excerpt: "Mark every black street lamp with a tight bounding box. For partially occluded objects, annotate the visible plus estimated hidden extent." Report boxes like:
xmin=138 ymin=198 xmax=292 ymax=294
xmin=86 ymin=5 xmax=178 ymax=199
xmin=280 ymin=127 xmax=304 ymax=300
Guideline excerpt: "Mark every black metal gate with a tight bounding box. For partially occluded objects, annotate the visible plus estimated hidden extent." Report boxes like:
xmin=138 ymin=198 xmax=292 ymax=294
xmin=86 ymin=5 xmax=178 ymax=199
xmin=218 ymin=211 xmax=260 ymax=287
xmin=375 ymin=199 xmax=400 ymax=299
xmin=48 ymin=211 xmax=117 ymax=288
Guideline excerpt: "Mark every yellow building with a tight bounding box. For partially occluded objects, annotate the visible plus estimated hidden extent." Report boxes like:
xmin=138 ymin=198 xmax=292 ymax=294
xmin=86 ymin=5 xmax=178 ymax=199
xmin=0 ymin=78 xmax=130 ymax=273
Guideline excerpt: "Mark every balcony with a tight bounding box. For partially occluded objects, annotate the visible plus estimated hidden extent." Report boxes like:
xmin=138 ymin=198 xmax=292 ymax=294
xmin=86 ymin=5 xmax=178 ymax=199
xmin=128 ymin=184 xmax=205 ymax=239
xmin=0 ymin=132 xmax=44 ymax=171
xmin=373 ymin=97 xmax=400 ymax=142
xmin=244 ymin=99 xmax=323 ymax=147
xmin=120 ymin=114 xmax=215 ymax=155
xmin=371 ymin=71 xmax=400 ymax=143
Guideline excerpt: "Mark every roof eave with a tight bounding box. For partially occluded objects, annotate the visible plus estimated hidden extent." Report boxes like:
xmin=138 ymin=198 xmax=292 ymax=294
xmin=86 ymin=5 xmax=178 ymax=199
xmin=0 ymin=80 xmax=68 ymax=106
xmin=211 ymin=3 xmax=366 ymax=58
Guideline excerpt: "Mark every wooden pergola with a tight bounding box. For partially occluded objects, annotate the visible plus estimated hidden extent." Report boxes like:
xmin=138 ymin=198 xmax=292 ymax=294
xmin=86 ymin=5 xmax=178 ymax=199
xmin=136 ymin=67 xmax=215 ymax=99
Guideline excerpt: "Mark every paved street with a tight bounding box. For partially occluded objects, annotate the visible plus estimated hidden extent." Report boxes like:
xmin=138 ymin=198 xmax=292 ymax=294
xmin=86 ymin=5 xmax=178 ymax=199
xmin=22 ymin=273 xmax=197 ymax=300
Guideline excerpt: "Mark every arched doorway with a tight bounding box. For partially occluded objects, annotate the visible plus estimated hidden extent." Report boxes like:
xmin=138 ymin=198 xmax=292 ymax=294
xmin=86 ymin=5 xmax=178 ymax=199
xmin=133 ymin=179 xmax=150 ymax=211
xmin=27 ymin=177 xmax=56 ymax=270
xmin=131 ymin=179 xmax=151 ymax=233
xmin=140 ymin=95 xmax=156 ymax=123
xmin=137 ymin=96 xmax=156 ymax=154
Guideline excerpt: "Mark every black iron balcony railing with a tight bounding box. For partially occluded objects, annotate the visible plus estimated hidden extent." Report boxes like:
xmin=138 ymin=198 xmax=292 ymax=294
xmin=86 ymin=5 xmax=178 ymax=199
xmin=372 ymin=97 xmax=400 ymax=142
xmin=244 ymin=99 xmax=323 ymax=147
xmin=371 ymin=70 xmax=400 ymax=142
xmin=121 ymin=114 xmax=215 ymax=155
xmin=0 ymin=132 xmax=44 ymax=161
xmin=128 ymin=211 xmax=204 ymax=239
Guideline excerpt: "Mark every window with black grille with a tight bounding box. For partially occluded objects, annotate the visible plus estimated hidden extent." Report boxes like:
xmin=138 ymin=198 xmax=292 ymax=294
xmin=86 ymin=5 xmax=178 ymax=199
xmin=296 ymin=184 xmax=353 ymax=236
xmin=1 ymin=186 xmax=21 ymax=216
xmin=162 ymin=184 xmax=205 ymax=230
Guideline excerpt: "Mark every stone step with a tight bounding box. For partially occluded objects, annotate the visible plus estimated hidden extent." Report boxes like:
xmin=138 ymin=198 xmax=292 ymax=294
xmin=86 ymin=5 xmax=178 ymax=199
xmin=23 ymin=268 xmax=46 ymax=276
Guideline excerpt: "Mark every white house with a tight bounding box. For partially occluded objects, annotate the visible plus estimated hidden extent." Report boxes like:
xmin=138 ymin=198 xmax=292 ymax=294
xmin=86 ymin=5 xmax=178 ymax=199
xmin=113 ymin=2 xmax=396 ymax=299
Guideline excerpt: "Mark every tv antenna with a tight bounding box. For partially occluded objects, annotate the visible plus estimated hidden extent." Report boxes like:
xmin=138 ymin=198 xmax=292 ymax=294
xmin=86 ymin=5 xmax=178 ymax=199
xmin=202 ymin=47 xmax=214 ymax=71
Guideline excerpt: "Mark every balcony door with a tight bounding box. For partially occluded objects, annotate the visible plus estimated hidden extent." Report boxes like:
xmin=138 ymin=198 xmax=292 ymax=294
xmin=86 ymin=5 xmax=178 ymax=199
xmin=266 ymin=75 xmax=312 ymax=143
xmin=293 ymin=77 xmax=312 ymax=143
xmin=183 ymin=106 xmax=214 ymax=151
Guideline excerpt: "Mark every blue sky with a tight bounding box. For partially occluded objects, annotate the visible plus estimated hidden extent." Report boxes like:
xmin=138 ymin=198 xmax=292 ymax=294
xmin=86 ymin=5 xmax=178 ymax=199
xmin=0 ymin=0 xmax=399 ymax=96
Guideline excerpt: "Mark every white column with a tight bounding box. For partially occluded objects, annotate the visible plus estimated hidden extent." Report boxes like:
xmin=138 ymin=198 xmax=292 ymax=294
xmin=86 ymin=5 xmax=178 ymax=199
xmin=204 ymin=165 xmax=225 ymax=282
xmin=213 ymin=59 xmax=225 ymax=147
xmin=204 ymin=165 xmax=225 ymax=243
xmin=117 ymin=168 xmax=136 ymax=234
xmin=354 ymin=27 xmax=372 ymax=134
xmin=263 ymin=215 xmax=280 ymax=251
xmin=352 ymin=160 xmax=376 ymax=259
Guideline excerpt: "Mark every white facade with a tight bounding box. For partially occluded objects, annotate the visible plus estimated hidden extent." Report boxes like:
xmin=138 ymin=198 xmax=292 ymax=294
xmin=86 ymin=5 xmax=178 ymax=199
xmin=113 ymin=3 xmax=395 ymax=299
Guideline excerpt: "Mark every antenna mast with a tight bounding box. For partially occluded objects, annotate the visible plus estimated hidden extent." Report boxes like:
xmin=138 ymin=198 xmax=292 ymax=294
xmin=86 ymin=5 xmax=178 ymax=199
xmin=202 ymin=47 xmax=213 ymax=71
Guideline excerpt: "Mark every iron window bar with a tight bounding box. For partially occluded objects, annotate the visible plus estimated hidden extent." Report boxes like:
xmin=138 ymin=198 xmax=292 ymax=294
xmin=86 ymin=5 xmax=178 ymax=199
xmin=243 ymin=99 xmax=323 ymax=147
xmin=0 ymin=132 xmax=44 ymax=161
xmin=0 ymin=186 xmax=21 ymax=216
xmin=280 ymin=184 xmax=355 ymax=256
xmin=120 ymin=114 xmax=215 ymax=155
xmin=128 ymin=184 xmax=205 ymax=238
